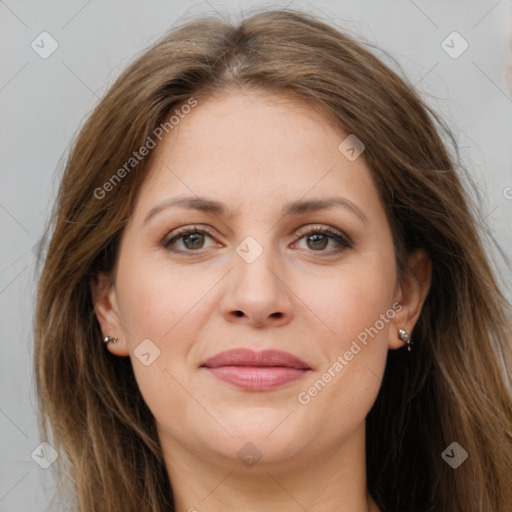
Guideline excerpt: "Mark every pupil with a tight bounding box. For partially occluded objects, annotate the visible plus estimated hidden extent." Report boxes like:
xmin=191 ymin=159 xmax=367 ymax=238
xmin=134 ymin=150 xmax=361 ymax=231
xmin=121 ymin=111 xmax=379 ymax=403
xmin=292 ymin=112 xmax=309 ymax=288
xmin=308 ymin=234 xmax=327 ymax=250
xmin=185 ymin=233 xmax=204 ymax=249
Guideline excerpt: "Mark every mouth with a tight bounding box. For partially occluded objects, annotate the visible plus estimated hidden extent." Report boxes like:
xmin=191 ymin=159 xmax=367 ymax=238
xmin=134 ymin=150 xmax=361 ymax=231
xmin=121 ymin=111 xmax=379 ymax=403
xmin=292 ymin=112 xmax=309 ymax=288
xmin=200 ymin=348 xmax=312 ymax=391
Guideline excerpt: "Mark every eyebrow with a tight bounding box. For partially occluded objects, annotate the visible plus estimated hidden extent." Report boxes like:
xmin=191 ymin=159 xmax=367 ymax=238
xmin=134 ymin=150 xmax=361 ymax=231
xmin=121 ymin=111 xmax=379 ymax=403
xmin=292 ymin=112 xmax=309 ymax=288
xmin=143 ymin=195 xmax=368 ymax=225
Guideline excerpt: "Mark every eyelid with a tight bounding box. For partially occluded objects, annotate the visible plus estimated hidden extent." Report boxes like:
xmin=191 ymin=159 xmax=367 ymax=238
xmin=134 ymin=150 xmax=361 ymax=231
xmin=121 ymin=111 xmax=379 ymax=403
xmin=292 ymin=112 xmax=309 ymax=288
xmin=293 ymin=224 xmax=352 ymax=245
xmin=162 ymin=224 xmax=218 ymax=248
xmin=291 ymin=225 xmax=353 ymax=254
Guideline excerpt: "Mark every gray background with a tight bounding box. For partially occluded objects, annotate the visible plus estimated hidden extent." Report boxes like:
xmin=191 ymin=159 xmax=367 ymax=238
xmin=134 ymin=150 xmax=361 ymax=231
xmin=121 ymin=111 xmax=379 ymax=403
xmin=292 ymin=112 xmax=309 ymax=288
xmin=1 ymin=1 xmax=511 ymax=510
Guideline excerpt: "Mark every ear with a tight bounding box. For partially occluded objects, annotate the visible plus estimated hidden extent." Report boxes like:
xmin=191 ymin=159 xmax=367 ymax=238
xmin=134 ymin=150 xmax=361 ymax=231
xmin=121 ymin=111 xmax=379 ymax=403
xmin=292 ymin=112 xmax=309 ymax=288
xmin=388 ymin=248 xmax=432 ymax=350
xmin=91 ymin=272 xmax=129 ymax=357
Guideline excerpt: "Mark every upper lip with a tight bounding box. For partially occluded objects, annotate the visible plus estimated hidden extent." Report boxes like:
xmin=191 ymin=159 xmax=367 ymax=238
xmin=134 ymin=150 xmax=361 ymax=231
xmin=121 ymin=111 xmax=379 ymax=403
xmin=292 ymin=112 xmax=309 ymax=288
xmin=201 ymin=348 xmax=311 ymax=369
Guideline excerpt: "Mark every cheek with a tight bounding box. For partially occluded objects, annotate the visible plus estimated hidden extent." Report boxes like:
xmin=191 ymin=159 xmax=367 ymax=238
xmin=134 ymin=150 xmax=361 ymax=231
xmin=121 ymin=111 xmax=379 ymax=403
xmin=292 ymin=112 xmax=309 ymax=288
xmin=114 ymin=251 xmax=217 ymax=416
xmin=115 ymin=248 xmax=205 ymax=341
xmin=114 ymin=260 xmax=203 ymax=438
xmin=305 ymin=249 xmax=396 ymax=348
xmin=294 ymin=246 xmax=395 ymax=419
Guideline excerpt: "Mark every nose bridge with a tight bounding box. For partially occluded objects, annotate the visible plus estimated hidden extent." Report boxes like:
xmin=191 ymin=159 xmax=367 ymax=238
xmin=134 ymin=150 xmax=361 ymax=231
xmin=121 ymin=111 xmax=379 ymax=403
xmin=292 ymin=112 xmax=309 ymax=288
xmin=221 ymin=233 xmax=293 ymax=326
xmin=234 ymin=233 xmax=283 ymax=299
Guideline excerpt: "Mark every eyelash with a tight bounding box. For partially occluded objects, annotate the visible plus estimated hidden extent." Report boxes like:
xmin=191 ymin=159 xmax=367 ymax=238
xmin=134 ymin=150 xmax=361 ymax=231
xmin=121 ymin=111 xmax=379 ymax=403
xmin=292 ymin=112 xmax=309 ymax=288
xmin=162 ymin=224 xmax=353 ymax=256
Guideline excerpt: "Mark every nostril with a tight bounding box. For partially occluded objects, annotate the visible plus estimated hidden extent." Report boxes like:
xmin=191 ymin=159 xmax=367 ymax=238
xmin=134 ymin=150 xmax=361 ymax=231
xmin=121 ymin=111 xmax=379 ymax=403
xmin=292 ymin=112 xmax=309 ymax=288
xmin=270 ymin=312 xmax=282 ymax=318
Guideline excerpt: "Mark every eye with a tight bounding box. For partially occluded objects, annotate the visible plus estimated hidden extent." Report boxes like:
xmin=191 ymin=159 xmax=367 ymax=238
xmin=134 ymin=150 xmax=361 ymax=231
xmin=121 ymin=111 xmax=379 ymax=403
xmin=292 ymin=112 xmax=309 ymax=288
xmin=162 ymin=224 xmax=353 ymax=256
xmin=162 ymin=225 xmax=218 ymax=253
xmin=292 ymin=225 xmax=353 ymax=254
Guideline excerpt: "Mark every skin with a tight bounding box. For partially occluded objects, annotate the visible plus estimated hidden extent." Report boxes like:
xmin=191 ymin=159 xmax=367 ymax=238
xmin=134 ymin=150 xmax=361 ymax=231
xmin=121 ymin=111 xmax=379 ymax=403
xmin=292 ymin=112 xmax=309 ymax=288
xmin=93 ymin=89 xmax=431 ymax=512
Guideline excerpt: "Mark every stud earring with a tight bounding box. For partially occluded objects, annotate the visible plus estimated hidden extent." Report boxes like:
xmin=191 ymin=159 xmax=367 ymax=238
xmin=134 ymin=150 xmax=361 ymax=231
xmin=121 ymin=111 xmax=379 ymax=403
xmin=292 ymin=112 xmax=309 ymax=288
xmin=398 ymin=329 xmax=412 ymax=352
xmin=102 ymin=336 xmax=118 ymax=345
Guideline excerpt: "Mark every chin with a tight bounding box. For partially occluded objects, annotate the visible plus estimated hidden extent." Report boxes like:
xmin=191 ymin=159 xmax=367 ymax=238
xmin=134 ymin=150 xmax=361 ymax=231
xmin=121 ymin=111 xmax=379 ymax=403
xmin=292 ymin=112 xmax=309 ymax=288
xmin=216 ymin=434 xmax=308 ymax=471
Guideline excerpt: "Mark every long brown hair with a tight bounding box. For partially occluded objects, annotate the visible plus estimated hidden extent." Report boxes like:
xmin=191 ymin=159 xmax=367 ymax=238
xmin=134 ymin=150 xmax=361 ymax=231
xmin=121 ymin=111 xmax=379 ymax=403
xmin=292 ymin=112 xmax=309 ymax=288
xmin=34 ymin=8 xmax=512 ymax=511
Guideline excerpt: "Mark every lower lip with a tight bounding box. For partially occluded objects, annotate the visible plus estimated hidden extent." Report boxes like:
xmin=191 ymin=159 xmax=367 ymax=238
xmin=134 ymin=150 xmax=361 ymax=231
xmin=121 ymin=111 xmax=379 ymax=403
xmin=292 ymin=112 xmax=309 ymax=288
xmin=204 ymin=366 xmax=309 ymax=391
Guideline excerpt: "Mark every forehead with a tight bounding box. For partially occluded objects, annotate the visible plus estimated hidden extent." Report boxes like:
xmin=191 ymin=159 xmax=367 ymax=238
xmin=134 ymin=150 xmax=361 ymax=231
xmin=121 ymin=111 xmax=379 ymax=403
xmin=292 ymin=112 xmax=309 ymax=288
xmin=132 ymin=89 xmax=383 ymax=224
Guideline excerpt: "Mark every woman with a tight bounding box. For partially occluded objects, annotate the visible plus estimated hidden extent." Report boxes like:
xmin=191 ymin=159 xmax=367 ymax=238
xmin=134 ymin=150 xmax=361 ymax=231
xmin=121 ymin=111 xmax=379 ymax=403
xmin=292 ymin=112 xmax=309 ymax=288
xmin=34 ymin=8 xmax=512 ymax=512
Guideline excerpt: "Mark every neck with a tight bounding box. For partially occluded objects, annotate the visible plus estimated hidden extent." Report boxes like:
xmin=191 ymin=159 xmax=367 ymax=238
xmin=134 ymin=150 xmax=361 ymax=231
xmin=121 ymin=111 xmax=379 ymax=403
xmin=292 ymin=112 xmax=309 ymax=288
xmin=161 ymin=422 xmax=380 ymax=512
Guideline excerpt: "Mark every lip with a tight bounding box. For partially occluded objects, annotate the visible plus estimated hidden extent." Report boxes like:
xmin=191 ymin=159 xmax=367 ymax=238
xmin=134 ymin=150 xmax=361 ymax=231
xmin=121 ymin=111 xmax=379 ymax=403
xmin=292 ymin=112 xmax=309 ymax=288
xmin=201 ymin=348 xmax=311 ymax=391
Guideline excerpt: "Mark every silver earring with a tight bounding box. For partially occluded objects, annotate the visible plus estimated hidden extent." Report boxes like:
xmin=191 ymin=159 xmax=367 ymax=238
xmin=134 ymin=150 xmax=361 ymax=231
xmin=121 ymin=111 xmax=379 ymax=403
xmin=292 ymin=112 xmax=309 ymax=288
xmin=103 ymin=336 xmax=118 ymax=344
xmin=398 ymin=329 xmax=412 ymax=352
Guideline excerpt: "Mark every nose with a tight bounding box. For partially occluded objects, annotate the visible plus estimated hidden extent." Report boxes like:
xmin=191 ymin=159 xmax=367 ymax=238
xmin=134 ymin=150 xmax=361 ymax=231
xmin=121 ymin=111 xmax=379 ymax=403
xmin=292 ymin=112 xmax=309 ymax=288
xmin=220 ymin=247 xmax=294 ymax=329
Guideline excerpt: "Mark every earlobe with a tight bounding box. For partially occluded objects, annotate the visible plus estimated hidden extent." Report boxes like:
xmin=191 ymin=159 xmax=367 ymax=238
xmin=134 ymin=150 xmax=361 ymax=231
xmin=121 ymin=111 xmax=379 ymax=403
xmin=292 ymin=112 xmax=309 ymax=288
xmin=388 ymin=249 xmax=432 ymax=351
xmin=90 ymin=273 xmax=129 ymax=356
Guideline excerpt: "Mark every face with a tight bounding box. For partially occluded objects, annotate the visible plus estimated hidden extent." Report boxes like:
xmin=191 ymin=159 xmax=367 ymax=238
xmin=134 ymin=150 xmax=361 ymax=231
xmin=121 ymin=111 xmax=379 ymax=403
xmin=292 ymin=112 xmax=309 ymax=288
xmin=94 ymin=89 xmax=430 ymax=473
